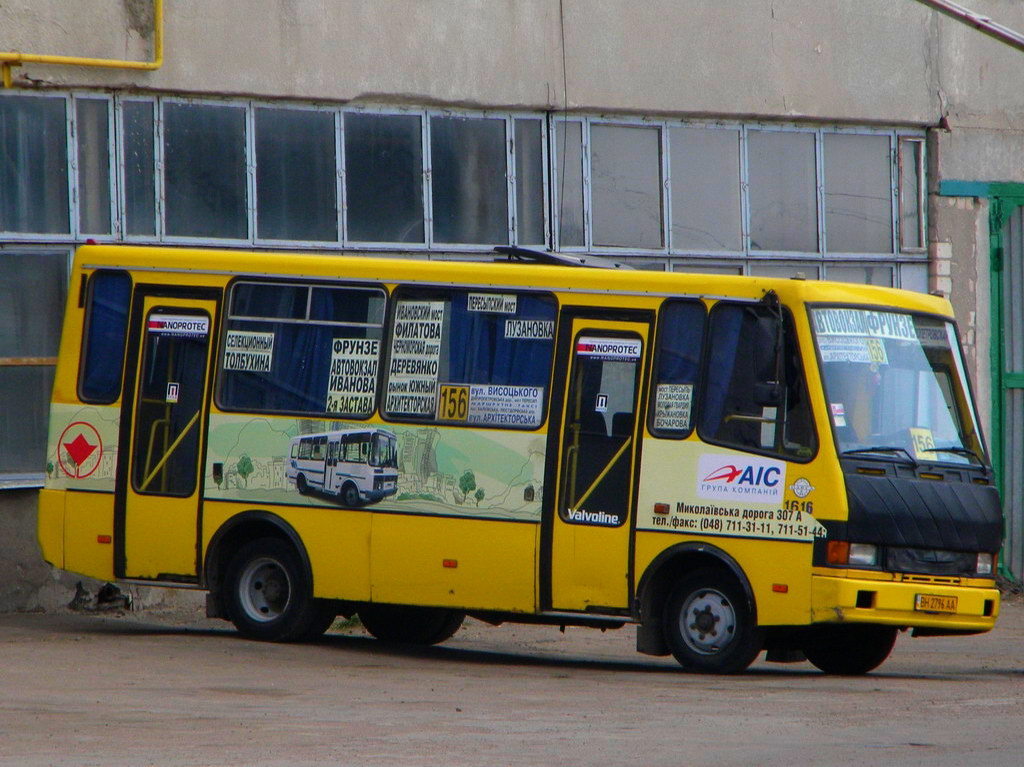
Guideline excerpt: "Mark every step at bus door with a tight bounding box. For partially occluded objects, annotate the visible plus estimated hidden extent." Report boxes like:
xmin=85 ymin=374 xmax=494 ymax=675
xmin=546 ymin=315 xmax=651 ymax=612
xmin=116 ymin=293 xmax=218 ymax=581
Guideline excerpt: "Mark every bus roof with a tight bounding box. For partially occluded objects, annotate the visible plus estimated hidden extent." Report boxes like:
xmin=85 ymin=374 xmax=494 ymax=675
xmin=75 ymin=244 xmax=954 ymax=319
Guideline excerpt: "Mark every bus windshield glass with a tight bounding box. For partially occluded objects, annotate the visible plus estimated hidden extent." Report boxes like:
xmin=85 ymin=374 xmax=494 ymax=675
xmin=370 ymin=433 xmax=398 ymax=468
xmin=810 ymin=307 xmax=984 ymax=466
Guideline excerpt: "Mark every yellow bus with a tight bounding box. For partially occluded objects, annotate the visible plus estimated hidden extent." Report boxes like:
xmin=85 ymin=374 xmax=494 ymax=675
xmin=38 ymin=244 xmax=1003 ymax=674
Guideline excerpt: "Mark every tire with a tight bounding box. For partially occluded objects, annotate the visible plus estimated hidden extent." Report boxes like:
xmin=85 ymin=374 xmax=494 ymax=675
xmin=341 ymin=482 xmax=361 ymax=508
xmin=223 ymin=537 xmax=337 ymax=643
xmin=295 ymin=474 xmax=309 ymax=495
xmin=662 ymin=568 xmax=764 ymax=674
xmin=359 ymin=604 xmax=465 ymax=646
xmin=803 ymin=624 xmax=897 ymax=675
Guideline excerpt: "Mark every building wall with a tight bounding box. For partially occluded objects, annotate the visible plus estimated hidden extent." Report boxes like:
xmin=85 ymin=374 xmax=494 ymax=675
xmin=3 ymin=0 xmax=1024 ymax=607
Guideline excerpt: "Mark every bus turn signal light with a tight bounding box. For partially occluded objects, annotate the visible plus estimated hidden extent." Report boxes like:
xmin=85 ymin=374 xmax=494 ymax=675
xmin=443 ymin=559 xmax=458 ymax=568
xmin=826 ymin=541 xmax=850 ymax=564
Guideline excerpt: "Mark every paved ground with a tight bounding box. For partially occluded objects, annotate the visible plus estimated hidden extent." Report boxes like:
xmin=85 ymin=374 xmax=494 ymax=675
xmin=1 ymin=596 xmax=1023 ymax=766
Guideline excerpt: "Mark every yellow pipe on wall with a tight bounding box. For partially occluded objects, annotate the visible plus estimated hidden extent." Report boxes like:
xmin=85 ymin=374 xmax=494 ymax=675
xmin=1 ymin=0 xmax=163 ymax=88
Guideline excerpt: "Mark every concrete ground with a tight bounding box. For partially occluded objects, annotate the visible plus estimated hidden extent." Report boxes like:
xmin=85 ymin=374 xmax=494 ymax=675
xmin=1 ymin=596 xmax=1022 ymax=767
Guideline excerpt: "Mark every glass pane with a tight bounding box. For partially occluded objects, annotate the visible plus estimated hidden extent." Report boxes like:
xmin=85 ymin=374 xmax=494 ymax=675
xmin=344 ymin=113 xmax=424 ymax=243
xmin=748 ymin=131 xmax=818 ymax=252
xmin=824 ymin=133 xmax=892 ymax=253
xmin=900 ymin=262 xmax=929 ymax=293
xmin=591 ymin=124 xmax=662 ymax=249
xmin=555 ymin=121 xmax=585 ymax=247
xmin=515 ymin=119 xmax=545 ymax=245
xmin=748 ymin=263 xmax=820 ymax=280
xmin=0 ymin=252 xmax=67 ymax=357
xmin=652 ymin=301 xmax=705 ymax=435
xmin=76 ymin=99 xmax=111 ymax=234
xmin=256 ymin=108 xmax=337 ymax=242
xmin=80 ymin=270 xmax=132 ymax=403
xmin=123 ymin=101 xmax=156 ymax=236
xmin=670 ymin=127 xmax=742 ymax=251
xmin=0 ymin=366 xmax=54 ymax=474
xmin=826 ymin=265 xmax=892 ymax=286
xmin=430 ymin=115 xmax=508 ymax=245
xmin=900 ymin=139 xmax=923 ymax=250
xmin=672 ymin=262 xmax=743 ymax=275
xmin=0 ymin=96 xmax=69 ymax=234
xmin=164 ymin=102 xmax=247 ymax=239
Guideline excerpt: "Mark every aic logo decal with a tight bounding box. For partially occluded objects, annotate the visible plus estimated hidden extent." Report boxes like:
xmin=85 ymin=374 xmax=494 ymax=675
xmin=57 ymin=421 xmax=103 ymax=479
xmin=696 ymin=453 xmax=785 ymax=503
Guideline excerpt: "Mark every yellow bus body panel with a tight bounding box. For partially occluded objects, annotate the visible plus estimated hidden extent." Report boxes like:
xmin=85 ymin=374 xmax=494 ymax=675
xmin=37 ymin=489 xmax=65 ymax=570
xmin=202 ymin=503 xmax=375 ymax=602
xmin=63 ymin=491 xmax=115 ymax=582
xmin=369 ymin=515 xmax=537 ymax=612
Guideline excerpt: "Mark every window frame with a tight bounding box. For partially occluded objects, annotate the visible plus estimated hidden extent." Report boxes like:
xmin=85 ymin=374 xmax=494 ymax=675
xmin=696 ymin=299 xmax=818 ymax=463
xmin=379 ymin=285 xmax=559 ymax=430
xmin=77 ymin=268 xmax=133 ymax=405
xmin=214 ymin=277 xmax=389 ymax=420
xmin=647 ymin=298 xmax=707 ymax=440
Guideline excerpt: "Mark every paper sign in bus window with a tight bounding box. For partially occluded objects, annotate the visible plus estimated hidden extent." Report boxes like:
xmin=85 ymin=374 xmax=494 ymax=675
xmin=386 ymin=301 xmax=445 ymax=416
xmin=576 ymin=336 xmax=641 ymax=361
xmin=504 ymin=319 xmax=554 ymax=340
xmin=654 ymin=383 xmax=693 ymax=431
xmin=223 ymin=330 xmax=275 ymax=373
xmin=326 ymin=337 xmax=380 ymax=414
xmin=467 ymin=292 xmax=517 ymax=314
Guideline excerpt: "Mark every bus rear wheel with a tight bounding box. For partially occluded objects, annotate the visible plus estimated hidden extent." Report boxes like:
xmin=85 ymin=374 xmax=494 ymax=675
xmin=224 ymin=537 xmax=337 ymax=642
xmin=359 ymin=604 xmax=464 ymax=646
xmin=803 ymin=625 xmax=897 ymax=675
xmin=663 ymin=568 xmax=764 ymax=674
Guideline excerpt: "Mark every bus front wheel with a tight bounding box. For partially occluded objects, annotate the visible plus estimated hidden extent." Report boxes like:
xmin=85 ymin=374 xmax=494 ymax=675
xmin=341 ymin=482 xmax=361 ymax=508
xmin=295 ymin=474 xmax=310 ymax=495
xmin=223 ymin=537 xmax=336 ymax=642
xmin=359 ymin=604 xmax=464 ymax=646
xmin=663 ymin=568 xmax=764 ymax=674
xmin=802 ymin=625 xmax=897 ymax=675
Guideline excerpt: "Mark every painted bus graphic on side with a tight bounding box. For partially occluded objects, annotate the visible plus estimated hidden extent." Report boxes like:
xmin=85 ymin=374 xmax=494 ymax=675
xmin=286 ymin=428 xmax=399 ymax=507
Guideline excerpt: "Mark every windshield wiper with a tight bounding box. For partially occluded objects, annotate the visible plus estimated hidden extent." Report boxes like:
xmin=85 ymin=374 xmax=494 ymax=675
xmin=841 ymin=446 xmax=918 ymax=466
xmin=928 ymin=445 xmax=983 ymax=463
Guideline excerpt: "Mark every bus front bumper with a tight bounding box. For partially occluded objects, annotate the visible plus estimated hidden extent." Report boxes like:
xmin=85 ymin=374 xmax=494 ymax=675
xmin=811 ymin=574 xmax=999 ymax=633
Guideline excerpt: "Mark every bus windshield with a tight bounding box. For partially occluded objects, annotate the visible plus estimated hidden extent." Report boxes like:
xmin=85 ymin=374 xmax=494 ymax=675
xmin=370 ymin=433 xmax=398 ymax=468
xmin=810 ymin=307 xmax=984 ymax=466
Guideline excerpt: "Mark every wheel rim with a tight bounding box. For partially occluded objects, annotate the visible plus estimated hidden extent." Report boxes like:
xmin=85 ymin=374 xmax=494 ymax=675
xmin=238 ymin=556 xmax=291 ymax=623
xmin=678 ymin=587 xmax=736 ymax=655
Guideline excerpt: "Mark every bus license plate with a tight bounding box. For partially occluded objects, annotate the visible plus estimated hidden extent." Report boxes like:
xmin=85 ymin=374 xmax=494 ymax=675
xmin=915 ymin=594 xmax=957 ymax=613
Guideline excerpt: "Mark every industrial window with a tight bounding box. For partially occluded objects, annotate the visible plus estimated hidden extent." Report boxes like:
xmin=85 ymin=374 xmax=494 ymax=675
xmin=218 ymin=281 xmax=387 ymax=418
xmin=121 ymin=100 xmax=156 ymax=237
xmin=899 ymin=137 xmax=926 ymax=251
xmin=824 ymin=133 xmax=893 ymax=254
xmin=650 ymin=300 xmax=706 ymax=438
xmin=79 ymin=270 xmax=133 ymax=404
xmin=255 ymin=107 xmax=338 ymax=242
xmin=514 ymin=118 xmax=546 ymax=246
xmin=76 ymin=98 xmax=113 ymax=236
xmin=163 ymin=101 xmax=248 ymax=239
xmin=384 ymin=289 xmax=556 ymax=428
xmin=0 ymin=252 xmax=68 ymax=480
xmin=747 ymin=129 xmax=819 ymax=253
xmin=430 ymin=115 xmax=509 ymax=245
xmin=591 ymin=123 xmax=663 ymax=249
xmin=554 ymin=120 xmax=585 ymax=248
xmin=0 ymin=95 xmax=70 ymax=234
xmin=700 ymin=302 xmax=815 ymax=460
xmin=669 ymin=127 xmax=742 ymax=252
xmin=344 ymin=112 xmax=424 ymax=244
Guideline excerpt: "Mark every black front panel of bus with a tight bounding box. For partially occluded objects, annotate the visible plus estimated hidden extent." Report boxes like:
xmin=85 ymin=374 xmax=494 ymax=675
xmin=836 ymin=469 xmax=1003 ymax=554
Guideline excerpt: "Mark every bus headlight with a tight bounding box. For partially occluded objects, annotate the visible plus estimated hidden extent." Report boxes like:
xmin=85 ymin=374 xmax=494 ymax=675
xmin=976 ymin=552 xmax=994 ymax=575
xmin=848 ymin=543 xmax=879 ymax=566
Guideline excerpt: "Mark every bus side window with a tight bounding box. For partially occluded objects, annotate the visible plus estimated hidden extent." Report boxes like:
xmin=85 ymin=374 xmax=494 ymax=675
xmin=649 ymin=299 xmax=705 ymax=438
xmin=383 ymin=289 xmax=556 ymax=429
xmin=79 ymin=270 xmax=133 ymax=403
xmin=699 ymin=303 xmax=816 ymax=460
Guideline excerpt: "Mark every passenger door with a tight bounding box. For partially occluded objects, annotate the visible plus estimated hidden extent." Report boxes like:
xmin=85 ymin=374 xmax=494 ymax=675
xmin=116 ymin=293 xmax=218 ymax=581
xmin=545 ymin=313 xmax=651 ymax=612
